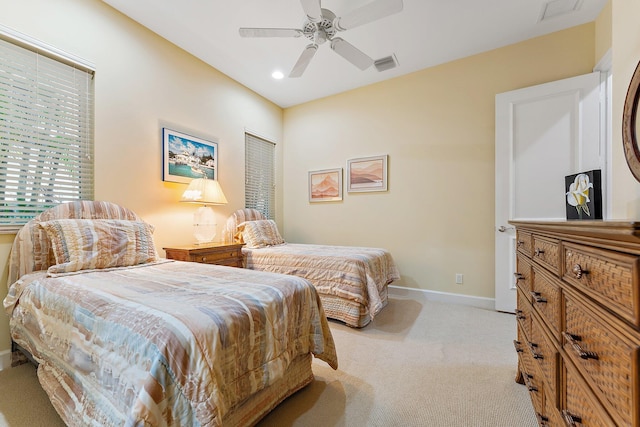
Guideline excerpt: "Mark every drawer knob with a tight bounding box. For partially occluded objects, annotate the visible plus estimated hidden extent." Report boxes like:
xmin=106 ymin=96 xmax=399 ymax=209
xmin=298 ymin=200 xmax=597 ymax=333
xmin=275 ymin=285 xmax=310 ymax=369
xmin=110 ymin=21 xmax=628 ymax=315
xmin=513 ymin=339 xmax=523 ymax=353
xmin=561 ymin=410 xmax=582 ymax=426
xmin=201 ymin=257 xmax=207 ymax=262
xmin=562 ymin=332 xmax=599 ymax=360
xmin=571 ymin=264 xmax=588 ymax=279
xmin=517 ymin=240 xmax=525 ymax=246
xmin=515 ymin=309 xmax=526 ymax=320
xmin=534 ymin=248 xmax=545 ymax=256
xmin=529 ymin=291 xmax=547 ymax=304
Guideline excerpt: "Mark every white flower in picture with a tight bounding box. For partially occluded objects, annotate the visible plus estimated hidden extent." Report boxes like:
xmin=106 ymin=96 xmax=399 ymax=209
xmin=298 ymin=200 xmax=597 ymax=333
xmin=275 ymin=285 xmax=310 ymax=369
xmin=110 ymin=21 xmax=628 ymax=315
xmin=566 ymin=173 xmax=593 ymax=217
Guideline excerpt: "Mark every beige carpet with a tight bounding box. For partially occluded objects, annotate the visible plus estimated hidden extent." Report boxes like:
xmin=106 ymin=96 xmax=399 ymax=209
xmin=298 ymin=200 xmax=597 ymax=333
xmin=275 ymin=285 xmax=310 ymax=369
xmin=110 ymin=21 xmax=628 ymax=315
xmin=0 ymin=293 xmax=536 ymax=427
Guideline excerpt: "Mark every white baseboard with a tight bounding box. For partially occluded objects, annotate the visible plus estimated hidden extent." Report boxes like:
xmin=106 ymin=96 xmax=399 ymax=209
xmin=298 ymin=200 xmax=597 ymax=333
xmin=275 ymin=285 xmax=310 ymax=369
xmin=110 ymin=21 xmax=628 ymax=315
xmin=388 ymin=285 xmax=495 ymax=311
xmin=0 ymin=349 xmax=12 ymax=371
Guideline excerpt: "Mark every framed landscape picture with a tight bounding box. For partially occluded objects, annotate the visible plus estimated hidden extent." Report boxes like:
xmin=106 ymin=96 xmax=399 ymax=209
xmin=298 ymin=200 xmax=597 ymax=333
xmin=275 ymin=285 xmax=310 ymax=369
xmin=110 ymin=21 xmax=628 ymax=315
xmin=347 ymin=155 xmax=388 ymax=193
xmin=162 ymin=128 xmax=218 ymax=183
xmin=309 ymin=168 xmax=342 ymax=202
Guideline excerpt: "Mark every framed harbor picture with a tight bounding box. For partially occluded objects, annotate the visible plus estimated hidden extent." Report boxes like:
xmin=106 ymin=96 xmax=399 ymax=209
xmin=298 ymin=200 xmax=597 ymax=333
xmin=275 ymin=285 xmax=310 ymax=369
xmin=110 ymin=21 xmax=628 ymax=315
xmin=162 ymin=128 xmax=218 ymax=183
xmin=347 ymin=155 xmax=388 ymax=192
xmin=309 ymin=168 xmax=342 ymax=202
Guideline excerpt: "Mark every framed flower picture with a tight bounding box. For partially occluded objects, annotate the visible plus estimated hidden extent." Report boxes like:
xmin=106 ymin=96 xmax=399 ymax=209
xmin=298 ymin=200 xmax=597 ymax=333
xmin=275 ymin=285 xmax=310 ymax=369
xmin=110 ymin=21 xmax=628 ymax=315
xmin=565 ymin=169 xmax=602 ymax=220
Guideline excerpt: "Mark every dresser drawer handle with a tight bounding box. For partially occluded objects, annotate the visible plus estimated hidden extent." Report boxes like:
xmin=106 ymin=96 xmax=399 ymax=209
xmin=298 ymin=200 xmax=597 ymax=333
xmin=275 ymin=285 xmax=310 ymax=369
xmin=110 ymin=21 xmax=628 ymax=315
xmin=529 ymin=291 xmax=547 ymax=304
xmin=513 ymin=340 xmax=524 ymax=353
xmin=527 ymin=341 xmax=543 ymax=360
xmin=515 ymin=309 xmax=526 ymax=320
xmin=523 ymin=374 xmax=538 ymax=392
xmin=201 ymin=257 xmax=207 ymax=262
xmin=517 ymin=240 xmax=525 ymax=246
xmin=536 ymin=413 xmax=549 ymax=426
xmin=534 ymin=248 xmax=545 ymax=256
xmin=562 ymin=332 xmax=599 ymax=360
xmin=561 ymin=410 xmax=582 ymax=427
xmin=571 ymin=264 xmax=588 ymax=279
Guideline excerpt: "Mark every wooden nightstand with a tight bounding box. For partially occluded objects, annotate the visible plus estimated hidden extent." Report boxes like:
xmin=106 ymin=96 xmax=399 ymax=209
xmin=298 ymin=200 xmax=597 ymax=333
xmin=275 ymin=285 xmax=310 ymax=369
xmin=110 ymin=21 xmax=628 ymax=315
xmin=163 ymin=242 xmax=244 ymax=268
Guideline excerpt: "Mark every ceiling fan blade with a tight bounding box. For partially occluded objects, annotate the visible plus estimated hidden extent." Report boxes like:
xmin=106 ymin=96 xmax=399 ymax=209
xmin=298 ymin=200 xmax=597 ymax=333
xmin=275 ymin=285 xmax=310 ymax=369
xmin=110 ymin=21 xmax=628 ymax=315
xmin=300 ymin=0 xmax=322 ymax=23
xmin=239 ymin=28 xmax=303 ymax=38
xmin=334 ymin=0 xmax=403 ymax=31
xmin=289 ymin=44 xmax=318 ymax=78
xmin=330 ymin=38 xmax=373 ymax=70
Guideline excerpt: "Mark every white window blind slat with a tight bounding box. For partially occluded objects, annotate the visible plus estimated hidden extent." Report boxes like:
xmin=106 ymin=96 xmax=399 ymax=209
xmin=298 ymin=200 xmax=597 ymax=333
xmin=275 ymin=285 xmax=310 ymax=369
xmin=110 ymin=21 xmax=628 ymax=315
xmin=0 ymin=35 xmax=94 ymax=231
xmin=245 ymin=133 xmax=275 ymax=220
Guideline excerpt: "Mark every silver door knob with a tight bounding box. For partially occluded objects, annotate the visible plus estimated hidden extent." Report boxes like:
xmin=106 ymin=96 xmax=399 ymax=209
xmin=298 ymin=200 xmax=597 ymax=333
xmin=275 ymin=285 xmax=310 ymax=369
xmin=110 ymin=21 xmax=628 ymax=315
xmin=498 ymin=225 xmax=513 ymax=232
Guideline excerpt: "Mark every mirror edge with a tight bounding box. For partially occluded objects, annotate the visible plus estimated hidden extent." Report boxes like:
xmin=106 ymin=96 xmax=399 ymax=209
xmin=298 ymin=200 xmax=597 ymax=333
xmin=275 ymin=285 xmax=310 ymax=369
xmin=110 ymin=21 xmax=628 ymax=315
xmin=623 ymin=60 xmax=640 ymax=182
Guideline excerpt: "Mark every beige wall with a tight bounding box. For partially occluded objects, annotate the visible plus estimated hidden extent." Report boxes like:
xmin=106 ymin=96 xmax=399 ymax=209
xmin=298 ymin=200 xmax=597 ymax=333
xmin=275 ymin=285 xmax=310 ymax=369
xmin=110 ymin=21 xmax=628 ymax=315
xmin=612 ymin=0 xmax=640 ymax=217
xmin=283 ymin=24 xmax=596 ymax=299
xmin=0 ymin=0 xmax=283 ymax=356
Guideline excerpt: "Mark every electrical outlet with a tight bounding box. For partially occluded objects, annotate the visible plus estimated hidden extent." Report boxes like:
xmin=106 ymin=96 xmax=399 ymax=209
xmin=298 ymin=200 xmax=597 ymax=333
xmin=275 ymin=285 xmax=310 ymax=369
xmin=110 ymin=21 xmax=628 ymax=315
xmin=455 ymin=273 xmax=463 ymax=284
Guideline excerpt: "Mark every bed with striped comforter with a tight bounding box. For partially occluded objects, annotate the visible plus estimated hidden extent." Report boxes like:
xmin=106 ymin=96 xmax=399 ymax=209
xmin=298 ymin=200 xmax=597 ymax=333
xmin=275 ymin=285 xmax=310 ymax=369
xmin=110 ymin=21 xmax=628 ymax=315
xmin=4 ymin=259 xmax=337 ymax=427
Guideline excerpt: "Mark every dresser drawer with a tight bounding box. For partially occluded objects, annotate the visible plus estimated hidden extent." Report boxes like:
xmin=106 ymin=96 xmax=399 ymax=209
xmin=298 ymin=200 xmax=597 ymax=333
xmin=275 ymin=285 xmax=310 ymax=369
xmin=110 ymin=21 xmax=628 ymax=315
xmin=561 ymin=358 xmax=617 ymax=427
xmin=515 ymin=255 xmax=533 ymax=295
xmin=563 ymin=242 xmax=640 ymax=329
xmin=563 ymin=292 xmax=640 ymax=427
xmin=532 ymin=235 xmax=561 ymax=275
xmin=517 ymin=324 xmax=544 ymax=417
xmin=516 ymin=288 xmax=532 ymax=340
xmin=516 ymin=230 xmax=533 ymax=257
xmin=531 ymin=266 xmax=562 ymax=340
xmin=529 ymin=315 xmax=558 ymax=400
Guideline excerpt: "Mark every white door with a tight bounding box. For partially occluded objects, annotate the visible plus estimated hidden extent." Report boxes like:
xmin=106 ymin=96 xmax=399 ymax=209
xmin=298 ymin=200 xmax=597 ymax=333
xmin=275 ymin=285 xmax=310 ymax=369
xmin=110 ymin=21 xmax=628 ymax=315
xmin=495 ymin=72 xmax=603 ymax=313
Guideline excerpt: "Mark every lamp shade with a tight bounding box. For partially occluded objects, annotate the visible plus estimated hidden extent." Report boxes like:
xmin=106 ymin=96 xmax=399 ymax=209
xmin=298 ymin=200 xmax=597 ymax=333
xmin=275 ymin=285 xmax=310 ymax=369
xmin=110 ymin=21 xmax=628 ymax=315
xmin=180 ymin=178 xmax=228 ymax=205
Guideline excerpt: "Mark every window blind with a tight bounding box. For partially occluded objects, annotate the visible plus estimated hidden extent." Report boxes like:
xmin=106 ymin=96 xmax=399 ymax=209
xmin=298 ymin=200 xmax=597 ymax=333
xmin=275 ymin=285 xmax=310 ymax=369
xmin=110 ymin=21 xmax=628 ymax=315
xmin=245 ymin=133 xmax=275 ymax=219
xmin=0 ymin=35 xmax=95 ymax=231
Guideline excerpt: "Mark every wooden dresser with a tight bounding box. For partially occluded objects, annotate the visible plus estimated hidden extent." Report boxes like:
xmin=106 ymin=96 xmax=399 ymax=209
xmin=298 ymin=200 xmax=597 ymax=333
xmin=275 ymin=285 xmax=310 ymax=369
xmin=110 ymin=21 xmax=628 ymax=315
xmin=163 ymin=242 xmax=244 ymax=268
xmin=510 ymin=220 xmax=640 ymax=427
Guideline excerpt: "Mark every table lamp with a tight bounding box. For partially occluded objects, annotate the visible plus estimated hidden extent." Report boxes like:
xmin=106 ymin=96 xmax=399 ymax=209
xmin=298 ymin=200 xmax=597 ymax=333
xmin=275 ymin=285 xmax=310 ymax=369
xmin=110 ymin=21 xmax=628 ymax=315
xmin=180 ymin=178 xmax=228 ymax=244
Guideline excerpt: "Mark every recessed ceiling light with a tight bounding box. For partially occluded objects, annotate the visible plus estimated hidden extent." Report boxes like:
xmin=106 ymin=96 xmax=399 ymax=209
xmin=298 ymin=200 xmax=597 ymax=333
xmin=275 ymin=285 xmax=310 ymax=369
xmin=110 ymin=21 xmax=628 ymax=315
xmin=272 ymin=70 xmax=284 ymax=80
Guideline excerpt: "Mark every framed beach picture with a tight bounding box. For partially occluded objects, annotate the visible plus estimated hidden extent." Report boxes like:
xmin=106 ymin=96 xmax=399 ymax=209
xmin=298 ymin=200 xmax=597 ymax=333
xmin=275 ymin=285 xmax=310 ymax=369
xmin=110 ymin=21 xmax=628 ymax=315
xmin=162 ymin=128 xmax=218 ymax=183
xmin=347 ymin=155 xmax=388 ymax=193
xmin=309 ymin=168 xmax=343 ymax=202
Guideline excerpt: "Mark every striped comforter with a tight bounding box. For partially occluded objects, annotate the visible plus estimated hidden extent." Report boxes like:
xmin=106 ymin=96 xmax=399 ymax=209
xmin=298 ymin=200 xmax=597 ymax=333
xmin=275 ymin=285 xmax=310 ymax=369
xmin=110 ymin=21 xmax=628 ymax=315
xmin=243 ymin=244 xmax=400 ymax=321
xmin=4 ymin=260 xmax=337 ymax=426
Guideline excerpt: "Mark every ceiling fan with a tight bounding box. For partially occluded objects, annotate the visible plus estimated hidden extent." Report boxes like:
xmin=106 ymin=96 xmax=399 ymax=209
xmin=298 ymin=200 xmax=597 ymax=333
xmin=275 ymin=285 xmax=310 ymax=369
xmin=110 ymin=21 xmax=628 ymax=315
xmin=239 ymin=0 xmax=403 ymax=78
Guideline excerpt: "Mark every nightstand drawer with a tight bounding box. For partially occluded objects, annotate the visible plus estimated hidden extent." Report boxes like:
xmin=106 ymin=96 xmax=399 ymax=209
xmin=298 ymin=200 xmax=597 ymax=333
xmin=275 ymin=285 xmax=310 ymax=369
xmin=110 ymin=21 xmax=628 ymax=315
xmin=164 ymin=243 xmax=244 ymax=268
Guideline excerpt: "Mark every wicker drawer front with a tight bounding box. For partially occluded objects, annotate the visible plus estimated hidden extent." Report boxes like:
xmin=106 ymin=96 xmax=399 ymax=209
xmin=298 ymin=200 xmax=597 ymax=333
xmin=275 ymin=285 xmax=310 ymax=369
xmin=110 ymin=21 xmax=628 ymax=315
xmin=529 ymin=316 xmax=558 ymax=400
xmin=562 ymin=358 xmax=616 ymax=427
xmin=531 ymin=267 xmax=562 ymax=340
xmin=516 ymin=289 xmax=532 ymax=340
xmin=517 ymin=230 xmax=533 ymax=257
xmin=564 ymin=293 xmax=640 ymax=427
xmin=515 ymin=255 xmax=533 ymax=295
xmin=521 ymin=349 xmax=544 ymax=417
xmin=532 ymin=236 xmax=560 ymax=275
xmin=563 ymin=242 xmax=639 ymax=329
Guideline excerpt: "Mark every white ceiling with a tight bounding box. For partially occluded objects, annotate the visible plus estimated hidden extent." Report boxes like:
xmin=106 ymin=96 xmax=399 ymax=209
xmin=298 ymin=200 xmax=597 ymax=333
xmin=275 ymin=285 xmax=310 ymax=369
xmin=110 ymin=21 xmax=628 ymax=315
xmin=101 ymin=0 xmax=607 ymax=108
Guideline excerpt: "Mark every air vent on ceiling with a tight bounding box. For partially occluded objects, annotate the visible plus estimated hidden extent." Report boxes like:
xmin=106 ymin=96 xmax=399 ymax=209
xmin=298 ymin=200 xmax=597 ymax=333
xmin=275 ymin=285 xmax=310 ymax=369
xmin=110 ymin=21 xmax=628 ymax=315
xmin=539 ymin=0 xmax=583 ymax=22
xmin=374 ymin=54 xmax=398 ymax=72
